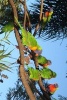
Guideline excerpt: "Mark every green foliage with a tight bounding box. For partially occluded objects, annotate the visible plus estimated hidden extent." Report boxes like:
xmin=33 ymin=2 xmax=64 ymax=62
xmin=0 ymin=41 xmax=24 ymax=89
xmin=0 ymin=31 xmax=13 ymax=44
xmin=0 ymin=49 xmax=12 ymax=72
xmin=0 ymin=63 xmax=11 ymax=72
xmin=0 ymin=22 xmax=14 ymax=34
xmin=6 ymin=80 xmax=29 ymax=100
xmin=0 ymin=0 xmax=22 ymax=27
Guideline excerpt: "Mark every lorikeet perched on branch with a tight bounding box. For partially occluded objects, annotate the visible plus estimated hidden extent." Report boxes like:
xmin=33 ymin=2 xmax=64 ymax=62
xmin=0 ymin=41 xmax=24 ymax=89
xmin=46 ymin=83 xmax=58 ymax=95
xmin=41 ymin=8 xmax=53 ymax=29
xmin=37 ymin=55 xmax=51 ymax=68
xmin=15 ymin=17 xmax=42 ymax=56
xmin=0 ymin=22 xmax=14 ymax=34
xmin=28 ymin=54 xmax=51 ymax=68
xmin=28 ymin=67 xmax=40 ymax=81
xmin=28 ymin=67 xmax=57 ymax=80
xmin=40 ymin=68 xmax=57 ymax=79
xmin=43 ymin=8 xmax=53 ymax=22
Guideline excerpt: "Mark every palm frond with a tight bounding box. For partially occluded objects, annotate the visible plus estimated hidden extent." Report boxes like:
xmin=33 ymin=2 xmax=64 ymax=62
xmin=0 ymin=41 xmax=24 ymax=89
xmin=0 ymin=63 xmax=11 ymax=72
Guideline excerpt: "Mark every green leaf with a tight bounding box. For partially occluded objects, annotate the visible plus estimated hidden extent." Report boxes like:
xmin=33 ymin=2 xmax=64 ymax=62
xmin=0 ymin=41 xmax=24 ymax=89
xmin=0 ymin=50 xmax=5 ymax=55
xmin=0 ymin=49 xmax=13 ymax=60
xmin=0 ymin=53 xmax=9 ymax=60
xmin=0 ymin=63 xmax=11 ymax=72
xmin=1 ymin=22 xmax=14 ymax=33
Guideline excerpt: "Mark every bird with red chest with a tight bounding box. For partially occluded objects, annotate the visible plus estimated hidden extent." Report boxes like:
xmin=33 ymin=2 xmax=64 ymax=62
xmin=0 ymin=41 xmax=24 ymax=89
xmin=46 ymin=83 xmax=58 ymax=96
xmin=44 ymin=11 xmax=49 ymax=17
xmin=41 ymin=7 xmax=53 ymax=29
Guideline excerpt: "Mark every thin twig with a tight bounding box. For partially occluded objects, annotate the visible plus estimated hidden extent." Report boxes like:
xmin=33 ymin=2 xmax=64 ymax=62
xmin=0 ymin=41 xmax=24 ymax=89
xmin=30 ymin=81 xmax=45 ymax=100
xmin=23 ymin=0 xmax=26 ymax=28
xmin=38 ymin=77 xmax=46 ymax=92
xmin=19 ymin=0 xmax=31 ymax=31
xmin=38 ymin=78 xmax=51 ymax=100
xmin=33 ymin=0 xmax=44 ymax=36
xmin=40 ymin=0 xmax=44 ymax=21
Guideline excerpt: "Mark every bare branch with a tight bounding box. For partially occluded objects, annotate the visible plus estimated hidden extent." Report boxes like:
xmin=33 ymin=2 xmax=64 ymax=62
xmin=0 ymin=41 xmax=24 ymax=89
xmin=33 ymin=24 xmax=40 ymax=37
xmin=19 ymin=0 xmax=31 ymax=31
xmin=33 ymin=0 xmax=44 ymax=36
xmin=39 ymin=0 xmax=44 ymax=21
xmin=23 ymin=0 xmax=26 ymax=28
xmin=38 ymin=78 xmax=51 ymax=100
xmin=38 ymin=78 xmax=46 ymax=92
xmin=34 ymin=56 xmax=39 ymax=69
xmin=29 ymin=80 xmax=46 ymax=100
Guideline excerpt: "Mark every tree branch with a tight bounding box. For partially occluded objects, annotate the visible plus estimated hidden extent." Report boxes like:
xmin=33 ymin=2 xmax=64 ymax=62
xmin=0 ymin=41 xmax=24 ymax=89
xmin=38 ymin=78 xmax=51 ymax=100
xmin=30 ymin=81 xmax=45 ymax=100
xmin=19 ymin=0 xmax=31 ymax=31
xmin=33 ymin=0 xmax=44 ymax=36
xmin=23 ymin=0 xmax=26 ymax=28
xmin=39 ymin=0 xmax=44 ymax=21
xmin=38 ymin=78 xmax=46 ymax=92
xmin=8 ymin=0 xmax=36 ymax=99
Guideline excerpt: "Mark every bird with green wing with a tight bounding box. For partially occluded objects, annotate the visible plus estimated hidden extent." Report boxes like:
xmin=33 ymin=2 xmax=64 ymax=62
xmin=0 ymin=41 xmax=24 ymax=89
xmin=37 ymin=55 xmax=52 ymax=68
xmin=28 ymin=54 xmax=52 ymax=68
xmin=40 ymin=68 xmax=57 ymax=79
xmin=15 ymin=17 xmax=42 ymax=56
xmin=41 ymin=8 xmax=53 ymax=29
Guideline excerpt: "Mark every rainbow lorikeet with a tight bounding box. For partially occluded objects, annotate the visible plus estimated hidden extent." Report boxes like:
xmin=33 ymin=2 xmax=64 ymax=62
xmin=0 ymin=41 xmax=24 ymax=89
xmin=15 ymin=18 xmax=42 ymax=56
xmin=41 ymin=8 xmax=53 ymax=29
xmin=46 ymin=83 xmax=58 ymax=95
xmin=0 ymin=22 xmax=14 ymax=34
xmin=28 ymin=67 xmax=57 ymax=80
xmin=37 ymin=55 xmax=52 ymax=68
xmin=28 ymin=54 xmax=51 ymax=68
xmin=40 ymin=68 xmax=57 ymax=79
xmin=28 ymin=67 xmax=40 ymax=81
